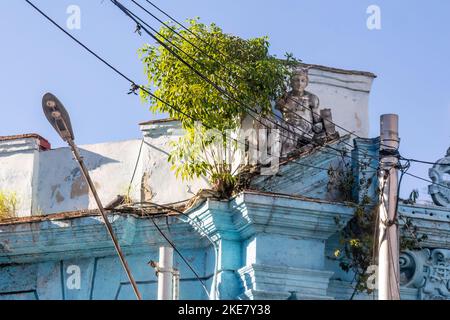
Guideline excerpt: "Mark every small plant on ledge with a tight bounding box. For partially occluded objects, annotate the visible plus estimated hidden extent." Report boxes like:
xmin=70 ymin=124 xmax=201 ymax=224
xmin=0 ymin=191 xmax=18 ymax=220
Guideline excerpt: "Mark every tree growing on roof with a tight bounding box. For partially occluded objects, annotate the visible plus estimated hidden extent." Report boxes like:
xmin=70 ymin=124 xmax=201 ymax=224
xmin=138 ymin=18 xmax=299 ymax=197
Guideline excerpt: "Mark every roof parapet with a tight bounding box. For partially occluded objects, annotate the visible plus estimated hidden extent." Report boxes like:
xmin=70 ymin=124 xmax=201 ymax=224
xmin=0 ymin=134 xmax=51 ymax=155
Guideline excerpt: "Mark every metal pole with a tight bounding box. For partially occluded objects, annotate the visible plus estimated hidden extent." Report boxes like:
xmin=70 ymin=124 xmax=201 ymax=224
xmin=68 ymin=139 xmax=142 ymax=300
xmin=378 ymin=114 xmax=400 ymax=300
xmin=157 ymin=246 xmax=174 ymax=300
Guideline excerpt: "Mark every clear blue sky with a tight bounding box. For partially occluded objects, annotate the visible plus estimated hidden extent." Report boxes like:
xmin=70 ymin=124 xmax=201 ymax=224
xmin=1 ymin=0 xmax=449 ymax=201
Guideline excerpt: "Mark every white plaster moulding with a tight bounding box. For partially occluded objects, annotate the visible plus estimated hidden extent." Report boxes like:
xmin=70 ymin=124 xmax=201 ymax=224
xmin=187 ymin=191 xmax=355 ymax=241
xmin=399 ymin=203 xmax=450 ymax=249
xmin=0 ymin=138 xmax=40 ymax=155
xmin=238 ymin=263 xmax=334 ymax=300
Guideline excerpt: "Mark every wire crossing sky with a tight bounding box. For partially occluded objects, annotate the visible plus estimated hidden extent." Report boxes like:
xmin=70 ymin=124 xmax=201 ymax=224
xmin=1 ymin=0 xmax=449 ymax=202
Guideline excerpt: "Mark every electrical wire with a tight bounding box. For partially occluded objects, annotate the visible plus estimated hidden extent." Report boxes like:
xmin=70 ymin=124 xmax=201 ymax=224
xmin=141 ymin=200 xmax=220 ymax=299
xmin=392 ymin=159 xmax=411 ymax=223
xmin=28 ymin=0 xmax=446 ymax=302
xmin=174 ymin=215 xmax=219 ymax=300
xmin=26 ymin=0 xmax=449 ymax=197
xmin=136 ymin=0 xmax=450 ymax=195
xmin=23 ymin=0 xmax=251 ymax=162
xmin=125 ymin=1 xmax=242 ymax=96
xmin=404 ymin=171 xmax=450 ymax=191
xmin=127 ymin=138 xmax=145 ymax=198
xmin=386 ymin=228 xmax=401 ymax=298
xmin=24 ymin=0 xmax=353 ymax=196
xmin=138 ymin=0 xmax=396 ymax=151
xmin=150 ymin=217 xmax=211 ymax=299
xmin=399 ymin=156 xmax=450 ymax=166
xmin=130 ymin=0 xmax=244 ymax=85
xmin=142 ymin=0 xmax=254 ymax=74
xmin=24 ymin=0 xmax=202 ymax=127
xmin=123 ymin=2 xmax=430 ymax=197
xmin=25 ymin=0 xmax=213 ymax=299
xmin=111 ymin=0 xmax=385 ymax=177
xmin=143 ymin=1 xmax=450 ymax=201
xmin=142 ymin=2 xmax=447 ymax=189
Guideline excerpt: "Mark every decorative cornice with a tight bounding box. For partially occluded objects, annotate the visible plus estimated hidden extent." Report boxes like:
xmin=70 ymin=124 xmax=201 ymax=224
xmin=353 ymin=137 xmax=380 ymax=151
xmin=238 ymin=263 xmax=334 ymax=299
xmin=399 ymin=204 xmax=450 ymax=249
xmin=232 ymin=192 xmax=354 ymax=240
xmin=428 ymin=148 xmax=450 ymax=207
xmin=299 ymin=63 xmax=376 ymax=79
xmin=0 ymin=137 xmax=41 ymax=155
xmin=400 ymin=249 xmax=450 ymax=300
xmin=0 ymin=134 xmax=50 ymax=151
xmin=187 ymin=191 xmax=355 ymax=241
xmin=139 ymin=119 xmax=184 ymax=139
xmin=327 ymin=279 xmax=419 ymax=300
xmin=0 ymin=214 xmax=206 ymax=264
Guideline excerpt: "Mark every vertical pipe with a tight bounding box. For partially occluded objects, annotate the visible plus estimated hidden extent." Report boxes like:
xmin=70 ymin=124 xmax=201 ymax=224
xmin=157 ymin=246 xmax=174 ymax=300
xmin=172 ymin=269 xmax=180 ymax=300
xmin=378 ymin=114 xmax=400 ymax=300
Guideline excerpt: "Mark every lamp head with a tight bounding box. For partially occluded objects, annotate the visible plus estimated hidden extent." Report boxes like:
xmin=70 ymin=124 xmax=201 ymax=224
xmin=42 ymin=93 xmax=75 ymax=142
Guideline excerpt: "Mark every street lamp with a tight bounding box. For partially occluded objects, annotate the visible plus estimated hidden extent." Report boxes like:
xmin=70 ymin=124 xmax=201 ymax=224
xmin=42 ymin=93 xmax=142 ymax=300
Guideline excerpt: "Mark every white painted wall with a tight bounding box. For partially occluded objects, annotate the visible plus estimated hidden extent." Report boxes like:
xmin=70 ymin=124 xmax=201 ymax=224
xmin=307 ymin=66 xmax=375 ymax=138
xmin=0 ymin=127 xmax=210 ymax=216
xmin=0 ymin=138 xmax=39 ymax=217
xmin=140 ymin=120 xmax=210 ymax=205
xmin=36 ymin=139 xmax=146 ymax=214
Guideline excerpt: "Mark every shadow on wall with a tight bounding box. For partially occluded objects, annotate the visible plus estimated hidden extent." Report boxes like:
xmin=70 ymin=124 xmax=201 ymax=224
xmin=36 ymin=147 xmax=119 ymax=215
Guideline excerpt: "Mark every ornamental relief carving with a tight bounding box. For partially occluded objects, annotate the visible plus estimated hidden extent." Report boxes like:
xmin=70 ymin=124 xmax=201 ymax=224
xmin=400 ymin=249 xmax=450 ymax=300
xmin=428 ymin=147 xmax=450 ymax=207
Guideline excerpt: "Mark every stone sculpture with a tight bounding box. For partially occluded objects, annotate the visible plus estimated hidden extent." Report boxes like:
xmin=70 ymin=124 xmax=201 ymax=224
xmin=429 ymin=147 xmax=450 ymax=207
xmin=275 ymin=67 xmax=338 ymax=156
xmin=400 ymin=249 xmax=450 ymax=300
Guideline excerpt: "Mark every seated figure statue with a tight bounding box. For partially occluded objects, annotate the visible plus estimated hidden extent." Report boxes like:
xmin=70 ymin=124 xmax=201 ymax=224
xmin=275 ymin=67 xmax=324 ymax=156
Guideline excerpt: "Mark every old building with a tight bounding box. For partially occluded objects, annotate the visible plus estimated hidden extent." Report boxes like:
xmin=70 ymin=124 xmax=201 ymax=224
xmin=0 ymin=64 xmax=449 ymax=300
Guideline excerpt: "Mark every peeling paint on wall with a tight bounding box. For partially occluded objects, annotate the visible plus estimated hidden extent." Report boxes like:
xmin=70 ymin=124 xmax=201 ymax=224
xmin=140 ymin=172 xmax=153 ymax=202
xmin=354 ymin=112 xmax=362 ymax=130
xmin=70 ymin=176 xmax=88 ymax=199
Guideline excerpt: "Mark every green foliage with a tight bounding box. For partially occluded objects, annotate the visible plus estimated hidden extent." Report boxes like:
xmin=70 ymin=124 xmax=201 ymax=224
xmin=0 ymin=191 xmax=17 ymax=220
xmin=167 ymin=125 xmax=238 ymax=198
xmin=330 ymin=154 xmax=429 ymax=296
xmin=138 ymin=18 xmax=299 ymax=194
xmin=334 ymin=194 xmax=378 ymax=295
xmin=327 ymin=153 xmax=356 ymax=202
xmin=402 ymin=189 xmax=419 ymax=205
xmin=328 ymin=154 xmax=378 ymax=295
xmin=400 ymin=216 xmax=428 ymax=250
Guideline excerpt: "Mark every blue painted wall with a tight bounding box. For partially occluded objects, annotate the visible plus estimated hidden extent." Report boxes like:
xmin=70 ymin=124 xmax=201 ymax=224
xmin=1 ymin=139 xmax=450 ymax=300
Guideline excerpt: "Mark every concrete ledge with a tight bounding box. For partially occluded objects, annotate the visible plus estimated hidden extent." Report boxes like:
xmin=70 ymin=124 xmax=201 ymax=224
xmin=187 ymin=191 xmax=355 ymax=241
xmin=238 ymin=264 xmax=334 ymax=300
xmin=0 ymin=214 xmax=206 ymax=264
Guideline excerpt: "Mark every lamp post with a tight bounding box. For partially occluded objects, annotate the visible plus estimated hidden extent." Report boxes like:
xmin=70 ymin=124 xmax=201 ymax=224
xmin=42 ymin=93 xmax=142 ymax=300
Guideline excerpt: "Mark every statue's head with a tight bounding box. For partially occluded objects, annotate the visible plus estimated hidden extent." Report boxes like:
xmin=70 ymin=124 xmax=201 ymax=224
xmin=291 ymin=68 xmax=309 ymax=92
